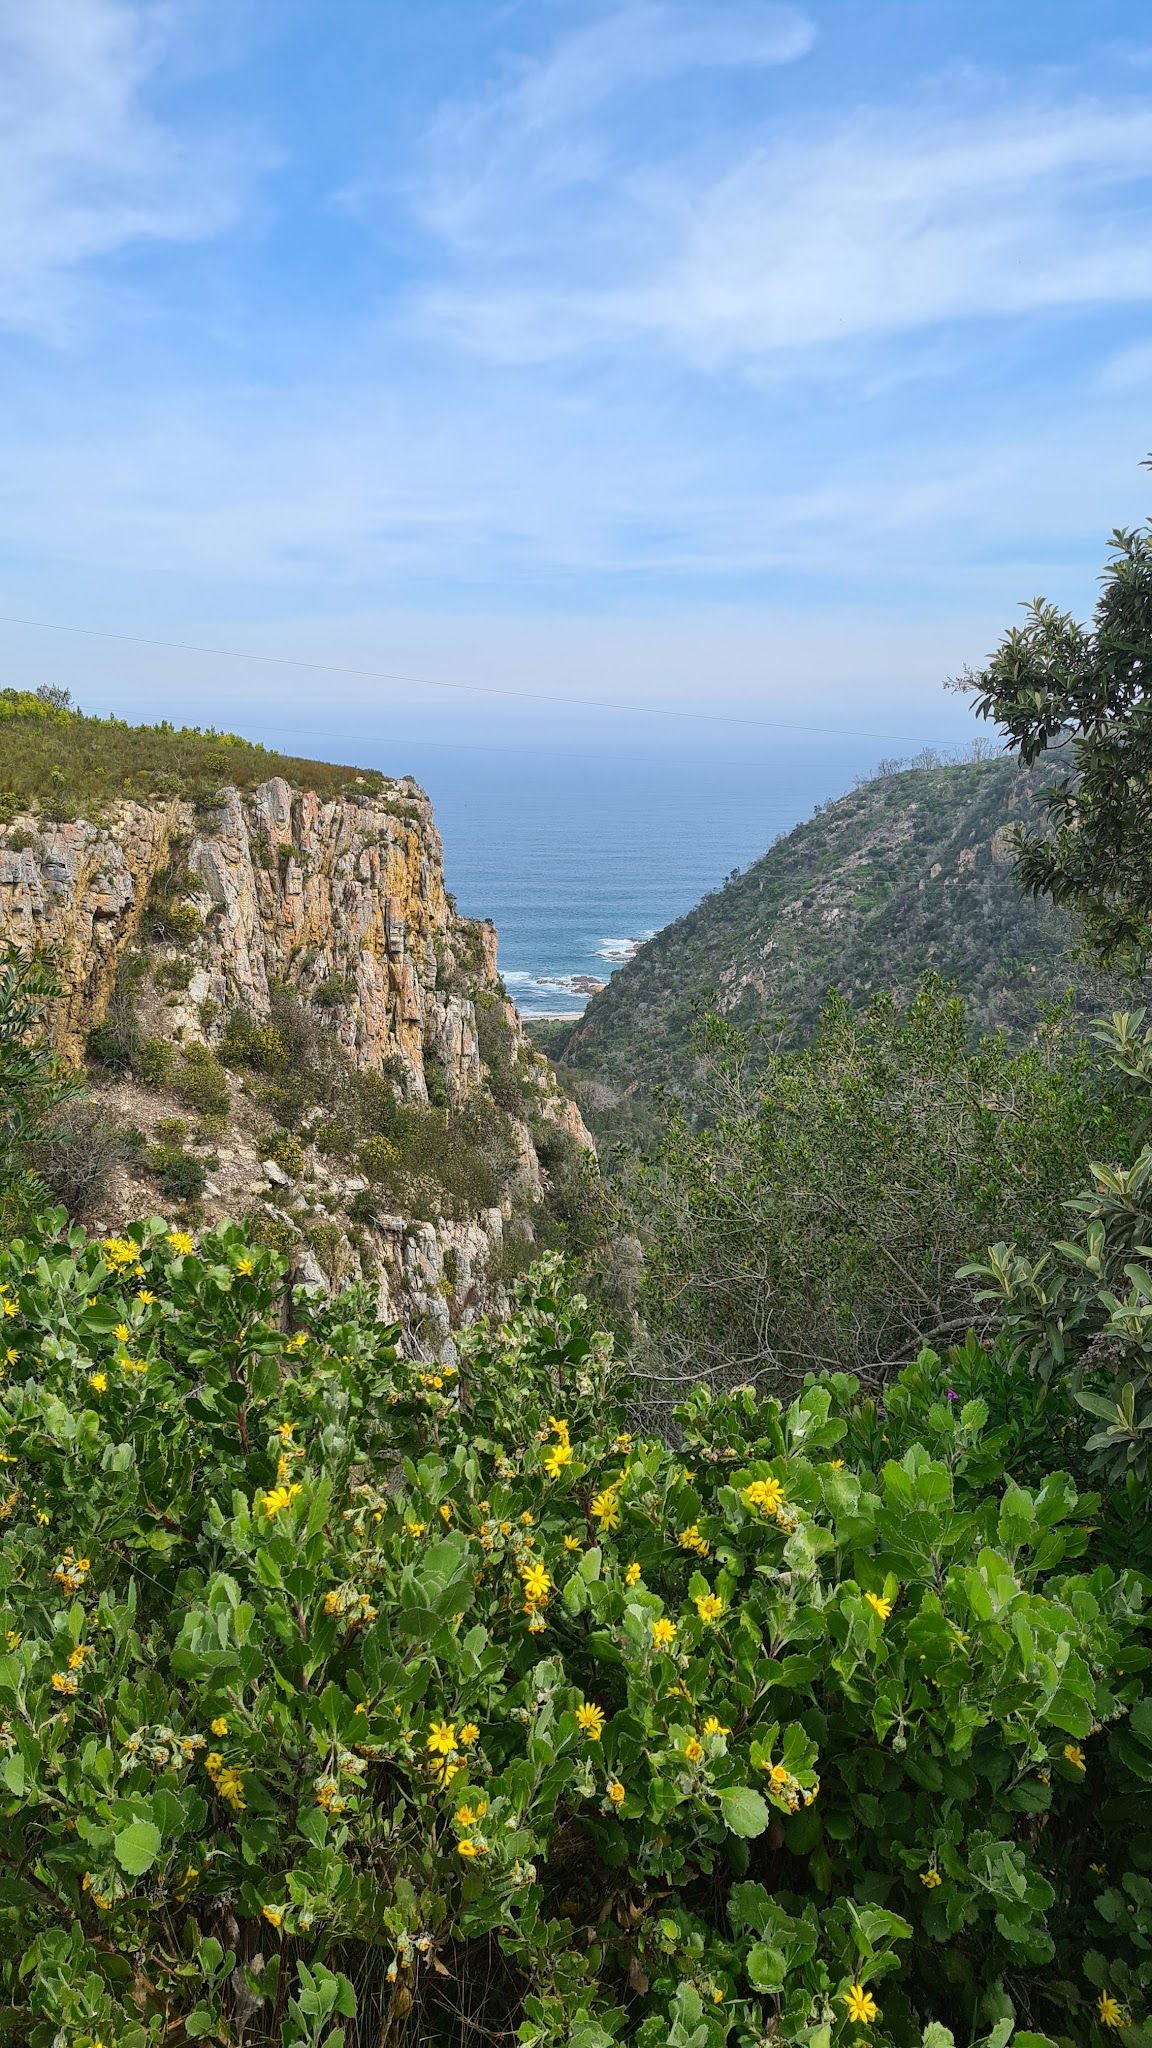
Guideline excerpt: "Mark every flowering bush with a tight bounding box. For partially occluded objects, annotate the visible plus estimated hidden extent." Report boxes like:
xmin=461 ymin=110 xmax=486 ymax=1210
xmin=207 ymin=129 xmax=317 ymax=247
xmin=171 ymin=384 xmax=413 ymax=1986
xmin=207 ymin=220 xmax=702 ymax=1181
xmin=0 ymin=1224 xmax=1149 ymax=2047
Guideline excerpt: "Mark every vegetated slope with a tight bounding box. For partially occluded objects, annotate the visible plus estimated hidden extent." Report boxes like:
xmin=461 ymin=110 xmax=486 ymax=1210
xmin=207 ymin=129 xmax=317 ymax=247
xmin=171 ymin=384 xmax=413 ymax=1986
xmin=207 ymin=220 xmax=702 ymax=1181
xmin=560 ymin=757 xmax=1137 ymax=1111
xmin=0 ymin=689 xmax=389 ymax=809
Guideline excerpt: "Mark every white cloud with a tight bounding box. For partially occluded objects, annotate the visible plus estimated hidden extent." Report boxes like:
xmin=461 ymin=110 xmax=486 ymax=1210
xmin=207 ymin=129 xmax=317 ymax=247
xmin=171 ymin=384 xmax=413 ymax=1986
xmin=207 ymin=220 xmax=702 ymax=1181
xmin=412 ymin=2 xmax=814 ymax=249
xmin=411 ymin=41 xmax=1152 ymax=370
xmin=0 ymin=0 xmax=261 ymax=338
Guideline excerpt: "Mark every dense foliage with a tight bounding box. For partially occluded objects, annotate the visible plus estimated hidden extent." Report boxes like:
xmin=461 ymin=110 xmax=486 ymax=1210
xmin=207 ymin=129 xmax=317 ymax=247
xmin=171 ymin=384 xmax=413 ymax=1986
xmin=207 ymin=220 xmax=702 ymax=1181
xmin=0 ymin=691 xmax=392 ymax=814
xmin=973 ymin=499 xmax=1152 ymax=966
xmin=631 ymin=979 xmax=1137 ymax=1397
xmin=3 ymin=1222 xmax=1151 ymax=2048
xmin=556 ymin=760 xmax=1138 ymax=1135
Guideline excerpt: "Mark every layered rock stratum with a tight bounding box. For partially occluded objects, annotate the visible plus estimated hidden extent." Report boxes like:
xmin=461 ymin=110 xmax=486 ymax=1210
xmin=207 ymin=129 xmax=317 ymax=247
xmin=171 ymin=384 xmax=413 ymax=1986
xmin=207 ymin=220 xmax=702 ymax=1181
xmin=0 ymin=768 xmax=589 ymax=1353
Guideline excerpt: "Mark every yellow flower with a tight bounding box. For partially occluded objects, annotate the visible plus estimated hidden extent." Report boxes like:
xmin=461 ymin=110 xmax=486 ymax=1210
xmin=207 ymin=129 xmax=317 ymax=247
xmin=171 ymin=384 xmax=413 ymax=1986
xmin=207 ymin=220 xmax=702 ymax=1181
xmin=742 ymin=1477 xmax=785 ymax=1517
xmin=256 ymin=1482 xmax=302 ymax=1518
xmin=1098 ymin=1992 xmax=1125 ymax=2029
xmin=608 ymin=1779 xmax=626 ymax=1806
xmin=455 ymin=1804 xmax=477 ymax=1828
xmin=236 ymin=1256 xmax=254 ymax=1276
xmin=652 ymin=1618 xmax=677 ymax=1648
xmin=624 ymin=1562 xmax=641 ymax=1586
xmin=576 ymin=1702 xmax=605 ymax=1741
xmin=694 ymin=1592 xmax=724 ymax=1625
xmin=262 ymin=1905 xmax=283 ymax=1928
xmin=457 ymin=1837 xmax=480 ymax=1857
xmin=543 ymin=1441 xmax=573 ymax=1478
xmin=286 ymin=1330 xmax=308 ymax=1351
xmin=3 ymin=1348 xmax=15 ymax=1365
xmin=439 ymin=1503 xmax=454 ymax=1524
xmin=521 ymin=1560 xmax=552 ymax=1605
xmin=829 ymin=1458 xmax=845 ymax=1470
xmin=114 ymin=1323 xmax=130 ymax=1343
xmin=211 ymin=1716 xmax=229 ymax=1736
xmin=427 ymin=1720 xmax=457 ymax=1756
xmin=613 ymin=1433 xmax=632 ymax=1453
xmin=678 ymin=1522 xmax=710 ymax=1556
xmin=459 ymin=1722 xmax=479 ymax=1745
xmin=920 ymin=1868 xmax=942 ymax=1889
xmin=405 ymin=1520 xmax=426 ymax=1537
xmin=703 ymin=1715 xmax=730 ymax=1736
xmin=136 ymin=1289 xmax=156 ymax=1305
xmin=50 ymin=1671 xmax=78 ymax=1695
xmin=684 ymin=1736 xmax=704 ymax=1763
xmin=843 ymin=1984 xmax=879 ymax=2026
xmin=102 ymin=1237 xmax=138 ymax=1268
xmin=166 ymin=1232 xmax=194 ymax=1255
xmin=865 ymin=1591 xmax=892 ymax=1621
xmin=520 ymin=1510 xmax=534 ymax=1526
xmin=5 ymin=1630 xmax=20 ymax=1649
xmin=67 ymin=1644 xmax=90 ymax=1670
xmin=591 ymin=1490 xmax=620 ymax=1531
xmin=563 ymin=1535 xmax=582 ymax=1552
xmin=1064 ymin=1743 xmax=1086 ymax=1773
xmin=89 ymin=1371 xmax=108 ymax=1394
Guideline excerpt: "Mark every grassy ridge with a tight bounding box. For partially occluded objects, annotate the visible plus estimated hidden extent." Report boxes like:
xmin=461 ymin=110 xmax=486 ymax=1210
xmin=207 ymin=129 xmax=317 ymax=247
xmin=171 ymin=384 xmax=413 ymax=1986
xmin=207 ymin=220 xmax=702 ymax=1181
xmin=0 ymin=691 xmax=391 ymax=811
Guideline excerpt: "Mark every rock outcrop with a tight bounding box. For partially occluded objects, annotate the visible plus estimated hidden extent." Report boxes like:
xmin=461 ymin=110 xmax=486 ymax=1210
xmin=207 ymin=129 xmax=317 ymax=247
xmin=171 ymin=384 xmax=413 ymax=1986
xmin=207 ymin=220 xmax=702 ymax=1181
xmin=0 ymin=773 xmax=591 ymax=1355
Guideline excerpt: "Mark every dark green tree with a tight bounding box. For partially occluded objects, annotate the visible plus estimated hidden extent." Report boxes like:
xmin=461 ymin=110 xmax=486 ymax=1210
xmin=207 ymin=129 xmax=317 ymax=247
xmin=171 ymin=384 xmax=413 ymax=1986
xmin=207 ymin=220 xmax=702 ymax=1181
xmin=972 ymin=472 xmax=1152 ymax=962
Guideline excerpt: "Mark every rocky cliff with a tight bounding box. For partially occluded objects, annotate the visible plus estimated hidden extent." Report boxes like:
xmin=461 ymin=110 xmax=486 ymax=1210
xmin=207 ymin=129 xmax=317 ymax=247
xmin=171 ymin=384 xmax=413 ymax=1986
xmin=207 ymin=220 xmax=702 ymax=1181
xmin=0 ymin=762 xmax=590 ymax=1354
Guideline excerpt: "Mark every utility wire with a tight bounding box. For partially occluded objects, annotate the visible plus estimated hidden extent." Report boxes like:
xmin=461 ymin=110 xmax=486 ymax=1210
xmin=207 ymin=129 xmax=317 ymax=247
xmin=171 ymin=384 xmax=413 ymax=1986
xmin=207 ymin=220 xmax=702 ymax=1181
xmin=0 ymin=610 xmax=963 ymax=749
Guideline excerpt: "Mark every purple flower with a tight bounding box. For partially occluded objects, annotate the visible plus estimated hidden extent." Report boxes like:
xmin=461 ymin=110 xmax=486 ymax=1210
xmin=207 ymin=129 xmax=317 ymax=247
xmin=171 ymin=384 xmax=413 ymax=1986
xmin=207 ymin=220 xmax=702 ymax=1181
xmin=945 ymin=1389 xmax=958 ymax=1404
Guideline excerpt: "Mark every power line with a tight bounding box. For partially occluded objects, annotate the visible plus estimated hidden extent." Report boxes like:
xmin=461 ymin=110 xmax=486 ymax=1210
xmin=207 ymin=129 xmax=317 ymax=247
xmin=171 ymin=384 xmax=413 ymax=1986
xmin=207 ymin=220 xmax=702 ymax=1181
xmin=0 ymin=609 xmax=961 ymax=748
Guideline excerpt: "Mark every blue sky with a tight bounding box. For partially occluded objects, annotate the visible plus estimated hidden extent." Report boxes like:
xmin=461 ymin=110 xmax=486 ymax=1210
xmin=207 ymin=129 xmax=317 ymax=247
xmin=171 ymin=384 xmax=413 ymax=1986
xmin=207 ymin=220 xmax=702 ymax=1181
xmin=2 ymin=0 xmax=1152 ymax=758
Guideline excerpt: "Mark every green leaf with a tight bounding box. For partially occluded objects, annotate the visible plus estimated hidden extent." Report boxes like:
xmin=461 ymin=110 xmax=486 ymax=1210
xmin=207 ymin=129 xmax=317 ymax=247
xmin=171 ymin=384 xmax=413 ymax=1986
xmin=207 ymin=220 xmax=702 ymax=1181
xmin=114 ymin=1819 xmax=163 ymax=1875
xmin=718 ymin=1786 xmax=770 ymax=1838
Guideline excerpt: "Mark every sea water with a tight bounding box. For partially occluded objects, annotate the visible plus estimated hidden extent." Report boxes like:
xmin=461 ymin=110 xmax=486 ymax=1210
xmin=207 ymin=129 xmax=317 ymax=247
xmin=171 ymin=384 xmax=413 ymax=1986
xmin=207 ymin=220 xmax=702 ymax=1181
xmin=387 ymin=731 xmax=894 ymax=1017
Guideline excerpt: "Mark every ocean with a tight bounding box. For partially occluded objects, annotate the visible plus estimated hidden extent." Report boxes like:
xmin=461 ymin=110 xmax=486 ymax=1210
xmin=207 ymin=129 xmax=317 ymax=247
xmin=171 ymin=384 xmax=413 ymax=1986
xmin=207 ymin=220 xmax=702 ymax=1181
xmin=379 ymin=731 xmax=898 ymax=1017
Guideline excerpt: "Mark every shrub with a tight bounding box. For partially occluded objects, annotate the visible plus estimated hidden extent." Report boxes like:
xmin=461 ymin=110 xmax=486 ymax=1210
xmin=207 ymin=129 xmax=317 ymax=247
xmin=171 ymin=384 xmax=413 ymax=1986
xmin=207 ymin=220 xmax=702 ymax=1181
xmin=154 ymin=956 xmax=194 ymax=991
xmin=145 ymin=1141 xmax=208 ymax=1202
xmin=634 ymin=978 xmax=1137 ymax=1396
xmin=32 ymin=1097 xmax=128 ymax=1218
xmin=176 ymin=1045 xmax=231 ymax=1118
xmin=359 ymin=1133 xmax=398 ymax=1181
xmin=2 ymin=1234 xmax=1151 ymax=2046
xmin=135 ymin=1035 xmax=176 ymax=1088
xmin=155 ymin=1116 xmax=188 ymax=1144
xmin=267 ymin=1129 xmax=305 ymax=1178
xmin=315 ymin=972 xmax=354 ymax=1007
xmin=197 ymin=1111 xmax=228 ymax=1145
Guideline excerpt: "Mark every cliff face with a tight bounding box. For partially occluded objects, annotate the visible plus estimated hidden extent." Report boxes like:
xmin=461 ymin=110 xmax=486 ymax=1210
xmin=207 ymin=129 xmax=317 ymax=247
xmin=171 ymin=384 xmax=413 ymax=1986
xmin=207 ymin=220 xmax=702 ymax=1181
xmin=0 ymin=774 xmax=490 ymax=1095
xmin=0 ymin=773 xmax=590 ymax=1352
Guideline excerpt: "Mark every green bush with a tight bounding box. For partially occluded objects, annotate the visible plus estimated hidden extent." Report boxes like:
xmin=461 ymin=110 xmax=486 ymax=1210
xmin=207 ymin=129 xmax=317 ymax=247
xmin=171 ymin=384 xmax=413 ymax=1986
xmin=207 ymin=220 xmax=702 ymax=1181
xmin=634 ymin=978 xmax=1137 ymax=1396
xmin=145 ymin=1141 xmax=208 ymax=1202
xmin=359 ymin=1133 xmax=398 ymax=1181
xmin=268 ymin=1129 xmax=305 ymax=1178
xmin=135 ymin=1036 xmax=176 ymax=1089
xmin=176 ymin=1045 xmax=230 ymax=1118
xmin=154 ymin=956 xmax=194 ymax=992
xmin=1 ymin=1232 xmax=1150 ymax=2046
xmin=314 ymin=973 xmax=354 ymax=1008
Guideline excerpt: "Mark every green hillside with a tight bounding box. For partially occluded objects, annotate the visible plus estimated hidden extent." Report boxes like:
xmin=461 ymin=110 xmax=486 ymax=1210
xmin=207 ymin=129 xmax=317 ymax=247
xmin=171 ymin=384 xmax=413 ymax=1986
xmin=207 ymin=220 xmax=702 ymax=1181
xmin=558 ymin=756 xmax=1138 ymax=1111
xmin=0 ymin=689 xmax=390 ymax=813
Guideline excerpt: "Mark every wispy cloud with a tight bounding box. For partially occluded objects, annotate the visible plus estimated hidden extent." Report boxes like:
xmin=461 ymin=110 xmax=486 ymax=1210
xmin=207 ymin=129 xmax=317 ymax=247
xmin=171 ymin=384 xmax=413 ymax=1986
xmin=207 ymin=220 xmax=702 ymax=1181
xmin=0 ymin=0 xmax=263 ymax=339
xmin=410 ymin=16 xmax=1152 ymax=374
